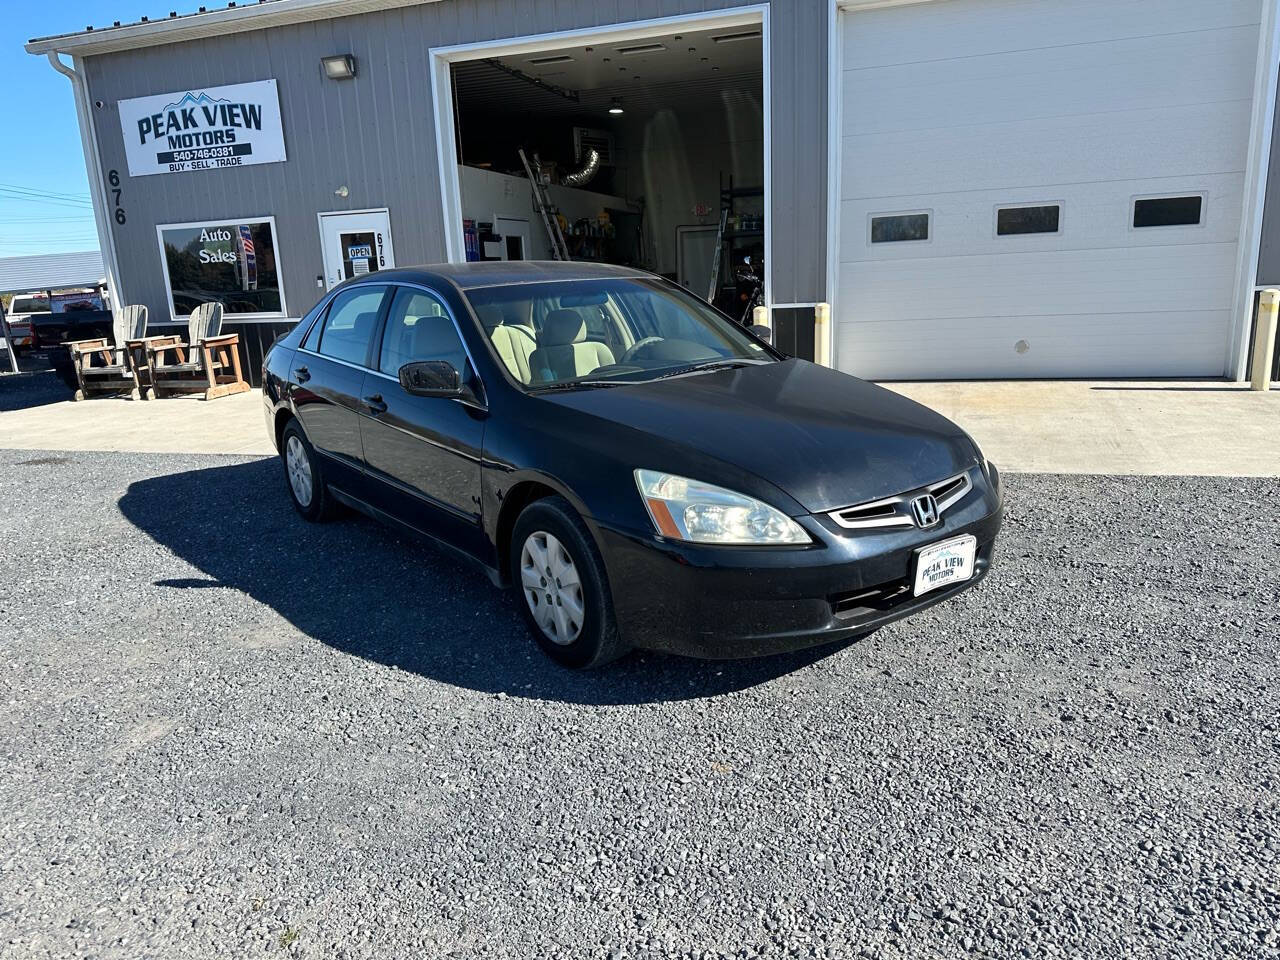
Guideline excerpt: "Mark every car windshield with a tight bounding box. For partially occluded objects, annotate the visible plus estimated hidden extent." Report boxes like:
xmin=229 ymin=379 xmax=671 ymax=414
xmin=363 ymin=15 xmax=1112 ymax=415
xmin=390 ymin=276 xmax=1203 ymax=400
xmin=464 ymin=277 xmax=774 ymax=390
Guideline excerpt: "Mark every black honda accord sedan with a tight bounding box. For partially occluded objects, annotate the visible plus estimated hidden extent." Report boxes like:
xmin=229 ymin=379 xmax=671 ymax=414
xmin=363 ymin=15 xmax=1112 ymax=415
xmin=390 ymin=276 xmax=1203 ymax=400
xmin=262 ymin=262 xmax=1002 ymax=668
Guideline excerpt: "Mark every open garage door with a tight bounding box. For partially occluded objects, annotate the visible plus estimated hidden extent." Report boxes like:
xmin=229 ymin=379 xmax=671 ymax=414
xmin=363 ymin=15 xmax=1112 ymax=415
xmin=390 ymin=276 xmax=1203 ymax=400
xmin=835 ymin=0 xmax=1263 ymax=379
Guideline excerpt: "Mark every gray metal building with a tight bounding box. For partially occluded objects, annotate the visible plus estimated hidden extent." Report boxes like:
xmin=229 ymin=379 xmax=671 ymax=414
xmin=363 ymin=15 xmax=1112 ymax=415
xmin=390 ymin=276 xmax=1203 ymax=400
xmin=26 ymin=0 xmax=1280 ymax=382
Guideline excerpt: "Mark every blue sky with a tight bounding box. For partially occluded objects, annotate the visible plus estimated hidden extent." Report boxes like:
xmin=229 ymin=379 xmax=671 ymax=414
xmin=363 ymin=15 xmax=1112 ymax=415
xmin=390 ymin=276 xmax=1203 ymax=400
xmin=2 ymin=3 xmax=161 ymax=257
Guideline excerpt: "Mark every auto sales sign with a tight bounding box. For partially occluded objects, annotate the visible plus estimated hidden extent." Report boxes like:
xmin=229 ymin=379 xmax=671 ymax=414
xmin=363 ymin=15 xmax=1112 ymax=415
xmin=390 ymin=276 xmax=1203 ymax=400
xmin=118 ymin=79 xmax=286 ymax=177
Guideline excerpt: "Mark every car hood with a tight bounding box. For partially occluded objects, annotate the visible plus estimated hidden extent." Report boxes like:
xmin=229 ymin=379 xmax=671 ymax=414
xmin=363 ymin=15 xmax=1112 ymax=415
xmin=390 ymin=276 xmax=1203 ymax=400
xmin=542 ymin=359 xmax=979 ymax=514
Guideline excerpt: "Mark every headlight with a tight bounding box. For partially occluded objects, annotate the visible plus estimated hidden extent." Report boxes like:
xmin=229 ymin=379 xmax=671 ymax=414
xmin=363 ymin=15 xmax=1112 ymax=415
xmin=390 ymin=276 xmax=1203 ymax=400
xmin=634 ymin=470 xmax=811 ymax=545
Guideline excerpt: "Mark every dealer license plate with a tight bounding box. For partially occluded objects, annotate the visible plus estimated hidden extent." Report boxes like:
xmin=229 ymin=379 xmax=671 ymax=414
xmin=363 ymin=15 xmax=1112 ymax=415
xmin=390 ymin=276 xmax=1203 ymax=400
xmin=913 ymin=534 xmax=977 ymax=597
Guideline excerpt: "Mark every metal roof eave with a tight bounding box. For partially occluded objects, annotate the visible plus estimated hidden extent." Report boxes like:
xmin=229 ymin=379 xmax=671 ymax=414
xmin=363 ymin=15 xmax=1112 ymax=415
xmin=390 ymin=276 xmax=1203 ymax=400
xmin=25 ymin=0 xmax=441 ymax=58
xmin=0 ymin=251 xmax=107 ymax=296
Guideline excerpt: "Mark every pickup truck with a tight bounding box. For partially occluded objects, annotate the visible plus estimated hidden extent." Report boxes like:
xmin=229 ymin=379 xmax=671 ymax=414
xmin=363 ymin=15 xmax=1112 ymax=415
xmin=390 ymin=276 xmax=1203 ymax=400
xmin=2 ymin=293 xmax=48 ymax=353
xmin=4 ymin=294 xmax=112 ymax=350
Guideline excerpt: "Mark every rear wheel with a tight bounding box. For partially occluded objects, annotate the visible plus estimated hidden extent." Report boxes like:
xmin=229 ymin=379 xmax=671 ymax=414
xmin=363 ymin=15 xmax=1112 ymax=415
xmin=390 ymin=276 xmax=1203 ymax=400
xmin=510 ymin=496 xmax=627 ymax=669
xmin=281 ymin=420 xmax=336 ymax=522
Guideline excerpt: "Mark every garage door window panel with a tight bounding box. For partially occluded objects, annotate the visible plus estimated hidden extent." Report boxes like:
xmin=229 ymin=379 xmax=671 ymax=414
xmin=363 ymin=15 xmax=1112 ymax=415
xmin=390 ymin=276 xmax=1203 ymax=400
xmin=869 ymin=212 xmax=931 ymax=244
xmin=315 ymin=287 xmax=387 ymax=367
xmin=1132 ymin=195 xmax=1204 ymax=229
xmin=996 ymin=204 xmax=1061 ymax=237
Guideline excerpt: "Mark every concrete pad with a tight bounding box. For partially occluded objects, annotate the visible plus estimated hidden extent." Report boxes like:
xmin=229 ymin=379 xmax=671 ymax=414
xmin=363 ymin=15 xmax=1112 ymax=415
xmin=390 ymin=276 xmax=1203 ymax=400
xmin=887 ymin=380 xmax=1280 ymax=477
xmin=2 ymin=371 xmax=1276 ymax=475
xmin=0 ymin=384 xmax=273 ymax=456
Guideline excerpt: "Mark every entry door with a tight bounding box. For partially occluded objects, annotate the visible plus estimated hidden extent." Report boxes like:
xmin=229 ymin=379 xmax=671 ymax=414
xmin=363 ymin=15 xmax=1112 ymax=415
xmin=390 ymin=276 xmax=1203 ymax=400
xmin=494 ymin=217 xmax=531 ymax=261
xmin=319 ymin=209 xmax=396 ymax=290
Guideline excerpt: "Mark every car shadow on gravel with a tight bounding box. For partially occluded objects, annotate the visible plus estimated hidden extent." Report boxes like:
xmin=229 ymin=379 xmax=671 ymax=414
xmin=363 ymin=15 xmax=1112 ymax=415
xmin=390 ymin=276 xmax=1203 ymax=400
xmin=119 ymin=458 xmax=849 ymax=705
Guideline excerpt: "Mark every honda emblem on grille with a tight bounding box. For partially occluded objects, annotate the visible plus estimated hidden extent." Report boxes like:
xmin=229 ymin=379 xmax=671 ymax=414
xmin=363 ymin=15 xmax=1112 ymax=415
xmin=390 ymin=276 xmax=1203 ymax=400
xmin=910 ymin=493 xmax=940 ymax=528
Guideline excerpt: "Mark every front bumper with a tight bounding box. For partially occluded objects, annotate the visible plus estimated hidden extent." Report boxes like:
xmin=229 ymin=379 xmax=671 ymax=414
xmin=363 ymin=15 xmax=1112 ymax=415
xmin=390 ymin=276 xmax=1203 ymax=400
xmin=597 ymin=466 xmax=1003 ymax=659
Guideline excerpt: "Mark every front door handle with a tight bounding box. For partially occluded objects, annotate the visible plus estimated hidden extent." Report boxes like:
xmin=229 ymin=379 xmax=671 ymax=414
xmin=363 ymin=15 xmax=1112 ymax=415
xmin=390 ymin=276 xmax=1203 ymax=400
xmin=363 ymin=393 xmax=387 ymax=414
xmin=294 ymin=365 xmax=310 ymax=383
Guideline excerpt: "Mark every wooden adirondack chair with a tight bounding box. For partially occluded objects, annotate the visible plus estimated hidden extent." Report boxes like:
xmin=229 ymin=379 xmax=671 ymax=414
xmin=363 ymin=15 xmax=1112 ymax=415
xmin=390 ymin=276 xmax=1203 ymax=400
xmin=66 ymin=304 xmax=149 ymax=401
xmin=143 ymin=302 xmax=249 ymax=400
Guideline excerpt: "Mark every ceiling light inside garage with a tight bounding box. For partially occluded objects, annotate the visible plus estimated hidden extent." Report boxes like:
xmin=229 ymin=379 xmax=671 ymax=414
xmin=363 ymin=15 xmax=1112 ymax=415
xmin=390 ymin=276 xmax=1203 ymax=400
xmin=710 ymin=30 xmax=761 ymax=43
xmin=608 ymin=97 xmax=624 ymax=115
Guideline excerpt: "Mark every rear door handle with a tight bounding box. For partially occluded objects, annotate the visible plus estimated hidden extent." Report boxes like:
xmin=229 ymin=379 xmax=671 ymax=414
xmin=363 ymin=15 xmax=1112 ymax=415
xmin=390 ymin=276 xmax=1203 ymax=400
xmin=294 ymin=365 xmax=310 ymax=383
xmin=363 ymin=393 xmax=387 ymax=414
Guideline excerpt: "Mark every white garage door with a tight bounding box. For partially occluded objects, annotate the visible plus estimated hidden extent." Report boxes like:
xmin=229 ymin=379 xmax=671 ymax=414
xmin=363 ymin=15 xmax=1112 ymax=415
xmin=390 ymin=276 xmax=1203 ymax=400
xmin=836 ymin=0 xmax=1262 ymax=379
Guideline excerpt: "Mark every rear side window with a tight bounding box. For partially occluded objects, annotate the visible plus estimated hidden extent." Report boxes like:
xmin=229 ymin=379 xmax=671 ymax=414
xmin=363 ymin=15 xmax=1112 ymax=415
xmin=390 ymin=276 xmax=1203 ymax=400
xmin=296 ymin=298 xmax=330 ymax=351
xmin=315 ymin=286 xmax=387 ymax=366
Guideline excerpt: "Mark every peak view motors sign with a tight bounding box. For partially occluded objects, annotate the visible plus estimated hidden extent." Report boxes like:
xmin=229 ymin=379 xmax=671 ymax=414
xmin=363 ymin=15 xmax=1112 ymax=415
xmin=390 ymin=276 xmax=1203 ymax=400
xmin=118 ymin=79 xmax=286 ymax=177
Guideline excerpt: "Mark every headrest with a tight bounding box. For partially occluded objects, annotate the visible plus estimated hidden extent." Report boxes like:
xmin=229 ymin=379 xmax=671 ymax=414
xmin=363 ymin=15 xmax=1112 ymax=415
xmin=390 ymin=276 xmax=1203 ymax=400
xmin=474 ymin=305 xmax=504 ymax=330
xmin=541 ymin=309 xmax=586 ymax=346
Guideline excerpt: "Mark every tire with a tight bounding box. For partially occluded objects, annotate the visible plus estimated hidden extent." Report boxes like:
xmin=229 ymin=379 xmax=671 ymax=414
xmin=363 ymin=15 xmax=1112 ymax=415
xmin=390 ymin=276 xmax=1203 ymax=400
xmin=280 ymin=419 xmax=336 ymax=522
xmin=510 ymin=495 xmax=628 ymax=669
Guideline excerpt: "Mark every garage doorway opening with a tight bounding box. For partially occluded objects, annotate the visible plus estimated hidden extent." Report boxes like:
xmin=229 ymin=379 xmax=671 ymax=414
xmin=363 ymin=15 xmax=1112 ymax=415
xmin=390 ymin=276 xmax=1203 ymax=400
xmin=430 ymin=9 xmax=769 ymax=319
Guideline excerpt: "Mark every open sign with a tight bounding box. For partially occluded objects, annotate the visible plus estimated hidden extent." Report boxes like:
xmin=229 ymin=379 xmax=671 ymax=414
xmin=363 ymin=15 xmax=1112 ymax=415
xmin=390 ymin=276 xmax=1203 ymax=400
xmin=347 ymin=244 xmax=373 ymax=259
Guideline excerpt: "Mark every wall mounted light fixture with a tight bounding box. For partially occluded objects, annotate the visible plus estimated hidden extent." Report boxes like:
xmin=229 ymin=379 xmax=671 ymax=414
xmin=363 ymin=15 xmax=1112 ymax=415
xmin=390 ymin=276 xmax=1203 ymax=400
xmin=321 ymin=54 xmax=357 ymax=79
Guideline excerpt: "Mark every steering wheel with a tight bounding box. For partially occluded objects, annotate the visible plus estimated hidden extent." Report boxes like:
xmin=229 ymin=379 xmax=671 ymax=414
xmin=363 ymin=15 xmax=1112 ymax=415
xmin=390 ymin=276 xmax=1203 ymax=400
xmin=619 ymin=337 xmax=664 ymax=364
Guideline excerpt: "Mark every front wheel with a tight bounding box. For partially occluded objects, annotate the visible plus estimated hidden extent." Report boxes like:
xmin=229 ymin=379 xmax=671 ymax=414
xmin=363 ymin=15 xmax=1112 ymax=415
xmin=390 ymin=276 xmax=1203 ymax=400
xmin=280 ymin=420 xmax=336 ymax=522
xmin=510 ymin=496 xmax=628 ymax=669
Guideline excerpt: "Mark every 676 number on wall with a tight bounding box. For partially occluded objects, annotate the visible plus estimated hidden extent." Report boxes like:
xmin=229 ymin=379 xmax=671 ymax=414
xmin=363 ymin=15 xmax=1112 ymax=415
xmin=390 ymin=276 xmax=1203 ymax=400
xmin=108 ymin=170 xmax=126 ymax=225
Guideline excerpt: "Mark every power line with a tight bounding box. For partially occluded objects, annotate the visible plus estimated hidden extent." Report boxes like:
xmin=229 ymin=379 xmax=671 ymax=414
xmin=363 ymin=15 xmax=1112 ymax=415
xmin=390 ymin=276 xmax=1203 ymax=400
xmin=0 ymin=236 xmax=101 ymax=245
xmin=0 ymin=188 xmax=94 ymax=209
xmin=0 ymin=215 xmax=95 ymax=224
xmin=0 ymin=182 xmax=92 ymax=203
xmin=0 ymin=194 xmax=97 ymax=212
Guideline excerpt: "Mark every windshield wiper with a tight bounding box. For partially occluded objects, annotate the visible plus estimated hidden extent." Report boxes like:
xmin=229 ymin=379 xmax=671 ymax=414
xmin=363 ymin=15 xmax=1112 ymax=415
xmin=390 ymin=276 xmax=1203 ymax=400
xmin=651 ymin=358 xmax=768 ymax=380
xmin=530 ymin=378 xmax=634 ymax=393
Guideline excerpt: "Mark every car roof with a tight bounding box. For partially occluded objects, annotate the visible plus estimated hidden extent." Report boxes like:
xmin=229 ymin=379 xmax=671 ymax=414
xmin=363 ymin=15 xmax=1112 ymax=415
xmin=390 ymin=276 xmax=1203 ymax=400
xmin=355 ymin=260 xmax=656 ymax=291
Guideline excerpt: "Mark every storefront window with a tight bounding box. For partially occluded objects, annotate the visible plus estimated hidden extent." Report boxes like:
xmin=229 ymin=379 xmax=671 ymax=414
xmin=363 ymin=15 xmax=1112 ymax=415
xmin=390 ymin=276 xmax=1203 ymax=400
xmin=157 ymin=217 xmax=285 ymax=319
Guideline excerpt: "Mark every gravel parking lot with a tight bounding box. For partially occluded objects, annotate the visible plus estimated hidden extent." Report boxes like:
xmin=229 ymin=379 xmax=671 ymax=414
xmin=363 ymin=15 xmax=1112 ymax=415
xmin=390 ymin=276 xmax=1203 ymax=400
xmin=1 ymin=448 xmax=1277 ymax=959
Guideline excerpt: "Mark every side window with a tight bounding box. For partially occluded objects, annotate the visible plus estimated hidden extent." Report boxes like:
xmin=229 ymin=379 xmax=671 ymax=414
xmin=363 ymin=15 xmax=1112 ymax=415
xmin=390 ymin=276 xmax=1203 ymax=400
xmin=298 ymin=297 xmax=330 ymax=352
xmin=316 ymin=286 xmax=387 ymax=366
xmin=380 ymin=287 xmax=468 ymax=377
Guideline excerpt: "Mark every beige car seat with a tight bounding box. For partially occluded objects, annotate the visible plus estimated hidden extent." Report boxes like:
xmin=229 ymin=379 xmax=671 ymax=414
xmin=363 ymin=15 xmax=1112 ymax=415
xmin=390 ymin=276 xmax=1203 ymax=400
xmin=476 ymin=304 xmax=537 ymax=384
xmin=529 ymin=309 xmax=617 ymax=383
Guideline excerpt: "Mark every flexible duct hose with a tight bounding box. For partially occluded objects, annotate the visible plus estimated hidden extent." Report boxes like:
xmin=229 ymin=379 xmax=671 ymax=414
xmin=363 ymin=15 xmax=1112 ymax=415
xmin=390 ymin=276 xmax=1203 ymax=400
xmin=562 ymin=148 xmax=601 ymax=188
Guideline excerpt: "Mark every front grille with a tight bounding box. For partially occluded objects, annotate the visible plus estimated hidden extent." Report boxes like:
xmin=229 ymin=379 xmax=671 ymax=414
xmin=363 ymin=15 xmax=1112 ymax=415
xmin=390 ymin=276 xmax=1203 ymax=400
xmin=827 ymin=469 xmax=974 ymax=531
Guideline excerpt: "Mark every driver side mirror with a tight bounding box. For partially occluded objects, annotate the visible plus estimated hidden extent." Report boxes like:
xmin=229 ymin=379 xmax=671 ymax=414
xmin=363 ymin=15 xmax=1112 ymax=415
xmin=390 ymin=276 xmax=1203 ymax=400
xmin=399 ymin=359 xmax=462 ymax=397
xmin=749 ymin=323 xmax=773 ymax=345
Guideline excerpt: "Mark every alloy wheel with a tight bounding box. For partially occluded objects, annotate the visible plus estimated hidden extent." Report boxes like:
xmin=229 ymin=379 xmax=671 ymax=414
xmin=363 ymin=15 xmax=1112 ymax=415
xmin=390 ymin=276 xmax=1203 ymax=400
xmin=285 ymin=434 xmax=313 ymax=507
xmin=519 ymin=530 xmax=585 ymax=645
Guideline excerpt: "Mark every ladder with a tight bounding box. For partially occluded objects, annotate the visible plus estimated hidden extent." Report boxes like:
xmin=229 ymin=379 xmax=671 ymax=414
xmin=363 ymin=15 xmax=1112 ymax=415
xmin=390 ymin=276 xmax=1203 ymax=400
xmin=519 ymin=148 xmax=570 ymax=261
xmin=705 ymin=205 xmax=730 ymax=303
